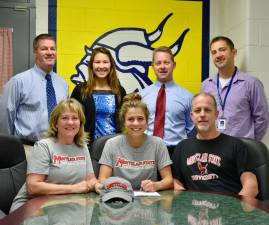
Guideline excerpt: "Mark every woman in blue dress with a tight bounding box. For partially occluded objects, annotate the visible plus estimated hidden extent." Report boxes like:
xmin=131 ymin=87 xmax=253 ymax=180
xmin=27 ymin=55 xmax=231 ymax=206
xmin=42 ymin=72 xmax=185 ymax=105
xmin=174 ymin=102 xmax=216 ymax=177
xmin=71 ymin=47 xmax=126 ymax=147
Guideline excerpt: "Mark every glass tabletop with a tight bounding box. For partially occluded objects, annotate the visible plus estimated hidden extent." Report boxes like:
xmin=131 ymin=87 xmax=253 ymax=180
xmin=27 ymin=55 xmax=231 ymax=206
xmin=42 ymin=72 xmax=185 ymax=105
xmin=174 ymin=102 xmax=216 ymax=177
xmin=2 ymin=190 xmax=269 ymax=225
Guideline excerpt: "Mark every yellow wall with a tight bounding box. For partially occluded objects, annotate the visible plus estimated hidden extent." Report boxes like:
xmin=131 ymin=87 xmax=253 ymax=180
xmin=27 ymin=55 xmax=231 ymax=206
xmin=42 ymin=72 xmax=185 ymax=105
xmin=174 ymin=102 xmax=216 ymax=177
xmin=56 ymin=0 xmax=203 ymax=94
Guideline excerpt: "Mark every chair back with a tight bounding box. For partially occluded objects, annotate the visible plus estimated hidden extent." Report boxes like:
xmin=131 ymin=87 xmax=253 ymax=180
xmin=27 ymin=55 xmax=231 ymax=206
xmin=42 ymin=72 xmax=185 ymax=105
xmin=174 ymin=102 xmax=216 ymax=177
xmin=90 ymin=134 xmax=117 ymax=177
xmin=0 ymin=134 xmax=27 ymax=215
xmin=239 ymin=137 xmax=269 ymax=201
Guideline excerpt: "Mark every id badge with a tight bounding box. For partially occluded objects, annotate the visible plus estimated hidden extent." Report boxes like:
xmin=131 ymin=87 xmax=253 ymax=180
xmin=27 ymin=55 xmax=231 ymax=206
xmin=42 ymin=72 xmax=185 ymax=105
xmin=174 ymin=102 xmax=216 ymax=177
xmin=217 ymin=118 xmax=226 ymax=130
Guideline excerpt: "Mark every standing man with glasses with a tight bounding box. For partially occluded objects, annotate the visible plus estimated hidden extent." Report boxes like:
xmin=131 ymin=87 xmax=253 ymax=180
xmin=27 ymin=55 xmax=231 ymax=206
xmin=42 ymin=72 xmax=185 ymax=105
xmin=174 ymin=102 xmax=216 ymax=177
xmin=201 ymin=36 xmax=269 ymax=140
xmin=140 ymin=46 xmax=195 ymax=157
xmin=0 ymin=33 xmax=68 ymax=151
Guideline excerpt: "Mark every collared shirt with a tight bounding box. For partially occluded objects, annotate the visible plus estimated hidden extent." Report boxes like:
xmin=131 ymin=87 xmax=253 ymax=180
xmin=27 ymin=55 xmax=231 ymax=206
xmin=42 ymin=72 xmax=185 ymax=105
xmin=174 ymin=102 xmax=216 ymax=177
xmin=140 ymin=80 xmax=194 ymax=146
xmin=201 ymin=69 xmax=269 ymax=140
xmin=0 ymin=65 xmax=69 ymax=141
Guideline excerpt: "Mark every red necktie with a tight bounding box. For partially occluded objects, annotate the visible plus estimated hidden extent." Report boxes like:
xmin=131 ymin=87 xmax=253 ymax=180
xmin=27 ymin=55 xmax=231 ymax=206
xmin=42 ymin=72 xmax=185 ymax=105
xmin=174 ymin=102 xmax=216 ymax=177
xmin=153 ymin=84 xmax=166 ymax=138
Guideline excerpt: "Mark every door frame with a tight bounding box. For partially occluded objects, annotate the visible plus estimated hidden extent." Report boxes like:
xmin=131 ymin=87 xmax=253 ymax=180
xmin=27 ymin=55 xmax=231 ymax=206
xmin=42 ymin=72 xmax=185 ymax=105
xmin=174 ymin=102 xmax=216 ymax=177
xmin=0 ymin=0 xmax=36 ymax=70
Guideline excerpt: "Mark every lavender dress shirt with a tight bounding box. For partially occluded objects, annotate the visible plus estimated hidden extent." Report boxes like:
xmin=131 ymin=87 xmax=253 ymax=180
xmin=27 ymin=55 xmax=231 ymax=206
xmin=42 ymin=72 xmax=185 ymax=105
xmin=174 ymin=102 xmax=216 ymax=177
xmin=201 ymin=69 xmax=269 ymax=140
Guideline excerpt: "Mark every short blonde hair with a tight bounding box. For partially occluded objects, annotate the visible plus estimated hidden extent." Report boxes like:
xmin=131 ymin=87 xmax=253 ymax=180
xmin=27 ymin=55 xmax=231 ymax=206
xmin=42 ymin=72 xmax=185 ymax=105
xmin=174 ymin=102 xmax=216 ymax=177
xmin=45 ymin=98 xmax=88 ymax=147
xmin=119 ymin=93 xmax=149 ymax=133
xmin=152 ymin=46 xmax=174 ymax=63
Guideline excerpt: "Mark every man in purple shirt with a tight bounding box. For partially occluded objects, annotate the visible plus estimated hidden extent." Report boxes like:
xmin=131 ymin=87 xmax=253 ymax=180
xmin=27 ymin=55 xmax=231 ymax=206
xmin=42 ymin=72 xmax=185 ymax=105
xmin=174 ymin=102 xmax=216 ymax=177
xmin=201 ymin=36 xmax=269 ymax=140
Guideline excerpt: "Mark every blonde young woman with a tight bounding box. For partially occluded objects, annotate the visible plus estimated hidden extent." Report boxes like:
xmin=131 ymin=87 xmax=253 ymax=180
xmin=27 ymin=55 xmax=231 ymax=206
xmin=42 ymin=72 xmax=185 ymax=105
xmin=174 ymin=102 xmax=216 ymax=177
xmin=10 ymin=98 xmax=97 ymax=212
xmin=96 ymin=93 xmax=173 ymax=192
xmin=71 ymin=47 xmax=126 ymax=146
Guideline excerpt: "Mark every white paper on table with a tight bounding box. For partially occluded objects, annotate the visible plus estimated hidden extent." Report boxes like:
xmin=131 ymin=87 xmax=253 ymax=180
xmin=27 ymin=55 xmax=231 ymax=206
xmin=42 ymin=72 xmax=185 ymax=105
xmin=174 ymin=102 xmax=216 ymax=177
xmin=134 ymin=191 xmax=161 ymax=197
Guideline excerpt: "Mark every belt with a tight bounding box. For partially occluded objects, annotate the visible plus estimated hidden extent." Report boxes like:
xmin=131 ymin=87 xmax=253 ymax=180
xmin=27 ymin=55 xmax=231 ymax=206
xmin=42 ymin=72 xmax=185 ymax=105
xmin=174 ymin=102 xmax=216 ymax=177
xmin=20 ymin=138 xmax=35 ymax=146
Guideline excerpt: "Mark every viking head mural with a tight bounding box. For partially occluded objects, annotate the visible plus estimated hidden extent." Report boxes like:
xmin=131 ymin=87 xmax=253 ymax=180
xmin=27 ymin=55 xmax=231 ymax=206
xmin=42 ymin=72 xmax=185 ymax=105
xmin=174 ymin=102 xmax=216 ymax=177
xmin=71 ymin=13 xmax=190 ymax=93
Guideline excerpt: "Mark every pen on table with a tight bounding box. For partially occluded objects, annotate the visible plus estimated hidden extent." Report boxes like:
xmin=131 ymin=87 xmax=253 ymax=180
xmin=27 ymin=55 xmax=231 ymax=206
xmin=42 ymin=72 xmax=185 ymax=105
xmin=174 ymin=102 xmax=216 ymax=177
xmin=140 ymin=179 xmax=150 ymax=191
xmin=140 ymin=181 xmax=143 ymax=191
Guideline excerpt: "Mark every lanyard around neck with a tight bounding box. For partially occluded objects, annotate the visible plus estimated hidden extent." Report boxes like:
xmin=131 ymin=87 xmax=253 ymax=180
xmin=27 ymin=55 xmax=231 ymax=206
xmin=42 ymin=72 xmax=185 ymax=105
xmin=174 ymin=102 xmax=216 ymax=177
xmin=216 ymin=67 xmax=237 ymax=112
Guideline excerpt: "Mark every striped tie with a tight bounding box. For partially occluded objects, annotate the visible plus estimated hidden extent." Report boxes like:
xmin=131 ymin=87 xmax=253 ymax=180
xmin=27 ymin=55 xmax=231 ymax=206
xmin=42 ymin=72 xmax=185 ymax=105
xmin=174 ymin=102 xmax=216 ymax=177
xmin=45 ymin=74 xmax=57 ymax=118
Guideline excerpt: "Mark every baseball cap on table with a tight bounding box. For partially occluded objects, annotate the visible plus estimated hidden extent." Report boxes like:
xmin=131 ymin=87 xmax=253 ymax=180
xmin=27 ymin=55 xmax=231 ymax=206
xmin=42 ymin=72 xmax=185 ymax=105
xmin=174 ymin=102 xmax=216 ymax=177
xmin=100 ymin=177 xmax=134 ymax=202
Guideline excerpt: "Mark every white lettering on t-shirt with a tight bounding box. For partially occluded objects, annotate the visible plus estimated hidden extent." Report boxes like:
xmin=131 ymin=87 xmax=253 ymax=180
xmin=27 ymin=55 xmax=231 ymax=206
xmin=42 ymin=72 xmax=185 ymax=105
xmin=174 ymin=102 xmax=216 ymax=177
xmin=187 ymin=153 xmax=221 ymax=167
xmin=191 ymin=173 xmax=219 ymax=181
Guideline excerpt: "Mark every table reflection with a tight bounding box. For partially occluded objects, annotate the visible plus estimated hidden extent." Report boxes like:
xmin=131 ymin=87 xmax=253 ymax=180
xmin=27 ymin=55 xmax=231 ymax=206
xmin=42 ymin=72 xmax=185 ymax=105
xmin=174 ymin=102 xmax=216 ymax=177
xmin=171 ymin=191 xmax=269 ymax=225
xmin=90 ymin=196 xmax=172 ymax=225
xmin=21 ymin=194 xmax=98 ymax=225
xmin=6 ymin=191 xmax=269 ymax=225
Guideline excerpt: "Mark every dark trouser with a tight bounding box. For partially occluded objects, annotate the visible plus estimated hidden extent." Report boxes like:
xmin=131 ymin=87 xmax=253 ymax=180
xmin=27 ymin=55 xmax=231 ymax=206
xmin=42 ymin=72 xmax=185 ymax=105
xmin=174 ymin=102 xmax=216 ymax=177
xmin=157 ymin=145 xmax=175 ymax=180
xmin=167 ymin=145 xmax=176 ymax=158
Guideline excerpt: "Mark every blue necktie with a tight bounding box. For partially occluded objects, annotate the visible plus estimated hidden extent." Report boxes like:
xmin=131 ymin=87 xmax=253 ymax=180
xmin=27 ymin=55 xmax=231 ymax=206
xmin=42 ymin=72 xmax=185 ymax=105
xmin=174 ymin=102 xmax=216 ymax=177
xmin=45 ymin=74 xmax=57 ymax=118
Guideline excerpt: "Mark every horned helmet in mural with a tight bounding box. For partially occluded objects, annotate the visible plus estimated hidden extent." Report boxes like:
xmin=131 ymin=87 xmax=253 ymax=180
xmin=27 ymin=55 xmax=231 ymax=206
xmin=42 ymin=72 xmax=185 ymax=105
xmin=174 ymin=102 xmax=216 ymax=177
xmin=71 ymin=13 xmax=189 ymax=93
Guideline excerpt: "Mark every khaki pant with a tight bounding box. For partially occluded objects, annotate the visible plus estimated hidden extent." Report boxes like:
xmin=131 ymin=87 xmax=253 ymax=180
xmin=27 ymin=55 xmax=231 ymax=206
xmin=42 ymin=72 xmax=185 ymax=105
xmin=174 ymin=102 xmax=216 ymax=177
xmin=23 ymin=144 xmax=33 ymax=158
